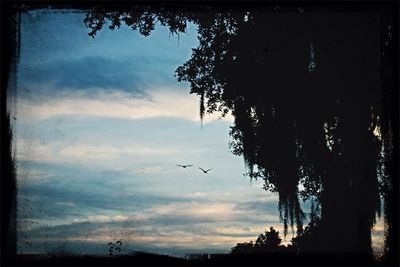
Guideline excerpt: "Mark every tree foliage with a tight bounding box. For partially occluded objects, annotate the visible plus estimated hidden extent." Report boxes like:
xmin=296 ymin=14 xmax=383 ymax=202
xmin=231 ymin=227 xmax=285 ymax=254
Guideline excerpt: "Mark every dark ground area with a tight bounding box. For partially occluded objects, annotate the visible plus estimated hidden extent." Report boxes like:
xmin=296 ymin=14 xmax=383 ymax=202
xmin=5 ymin=252 xmax=391 ymax=267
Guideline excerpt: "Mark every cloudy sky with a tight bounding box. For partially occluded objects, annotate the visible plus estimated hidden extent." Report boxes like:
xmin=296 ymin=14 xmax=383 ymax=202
xmin=11 ymin=9 xmax=383 ymax=257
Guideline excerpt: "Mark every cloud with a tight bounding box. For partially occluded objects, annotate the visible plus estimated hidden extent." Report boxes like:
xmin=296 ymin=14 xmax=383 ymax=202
xmin=19 ymin=216 xmax=288 ymax=256
xmin=234 ymin=200 xmax=279 ymax=215
xmin=17 ymin=88 xmax=234 ymax=124
xmin=57 ymin=143 xmax=180 ymax=164
xmin=184 ymin=192 xmax=208 ymax=199
xmin=17 ymin=179 xmax=192 ymax=218
xmin=143 ymin=202 xmax=238 ymax=222
xmin=18 ymin=174 xmax=276 ymax=221
xmin=17 ymin=178 xmax=281 ymax=254
xmin=71 ymin=214 xmax=132 ymax=224
xmin=19 ymin=209 xmax=283 ymax=256
xmin=130 ymin=166 xmax=163 ymax=175
xmin=133 ymin=196 xmax=280 ymax=227
xmin=19 ymin=56 xmax=144 ymax=94
xmin=15 ymin=138 xmax=183 ymax=167
xmin=21 ymin=206 xmax=385 ymax=256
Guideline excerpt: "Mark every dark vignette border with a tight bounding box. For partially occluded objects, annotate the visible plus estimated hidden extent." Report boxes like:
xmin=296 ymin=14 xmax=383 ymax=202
xmin=0 ymin=1 xmax=398 ymax=267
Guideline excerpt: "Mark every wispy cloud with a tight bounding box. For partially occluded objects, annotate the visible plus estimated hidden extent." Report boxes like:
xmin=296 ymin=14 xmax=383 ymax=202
xmin=17 ymin=179 xmax=282 ymax=256
xmin=17 ymin=88 xmax=233 ymax=123
xmin=24 ymin=175 xmax=377 ymax=257
xmin=71 ymin=214 xmax=132 ymax=224
xmin=19 ymin=199 xmax=283 ymax=256
xmin=184 ymin=192 xmax=208 ymax=199
xmin=15 ymin=138 xmax=183 ymax=167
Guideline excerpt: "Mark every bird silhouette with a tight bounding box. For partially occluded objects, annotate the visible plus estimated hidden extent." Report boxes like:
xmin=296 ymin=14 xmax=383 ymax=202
xmin=176 ymin=164 xmax=193 ymax=169
xmin=199 ymin=167 xmax=212 ymax=174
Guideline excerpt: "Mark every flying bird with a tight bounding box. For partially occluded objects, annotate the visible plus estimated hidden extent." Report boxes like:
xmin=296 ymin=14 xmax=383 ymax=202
xmin=176 ymin=164 xmax=193 ymax=169
xmin=199 ymin=167 xmax=212 ymax=174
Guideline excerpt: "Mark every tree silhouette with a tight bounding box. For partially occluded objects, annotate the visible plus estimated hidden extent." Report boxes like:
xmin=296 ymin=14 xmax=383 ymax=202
xmin=84 ymin=5 xmax=397 ymax=259
xmin=231 ymin=227 xmax=284 ymax=254
xmin=230 ymin=241 xmax=254 ymax=255
xmin=254 ymin=227 xmax=282 ymax=252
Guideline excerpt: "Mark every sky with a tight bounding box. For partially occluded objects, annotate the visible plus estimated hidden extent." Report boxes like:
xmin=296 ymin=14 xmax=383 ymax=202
xmin=10 ymin=9 xmax=384 ymax=257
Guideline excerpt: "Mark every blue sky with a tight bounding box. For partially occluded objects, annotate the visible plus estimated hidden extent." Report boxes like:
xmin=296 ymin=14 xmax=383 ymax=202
xmin=11 ymin=9 xmax=384 ymax=257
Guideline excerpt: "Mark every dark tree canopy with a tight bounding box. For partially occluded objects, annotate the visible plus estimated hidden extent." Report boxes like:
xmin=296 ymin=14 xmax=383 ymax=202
xmin=231 ymin=227 xmax=285 ymax=254
xmin=254 ymin=227 xmax=282 ymax=250
xmin=84 ymin=5 xmax=397 ymax=258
